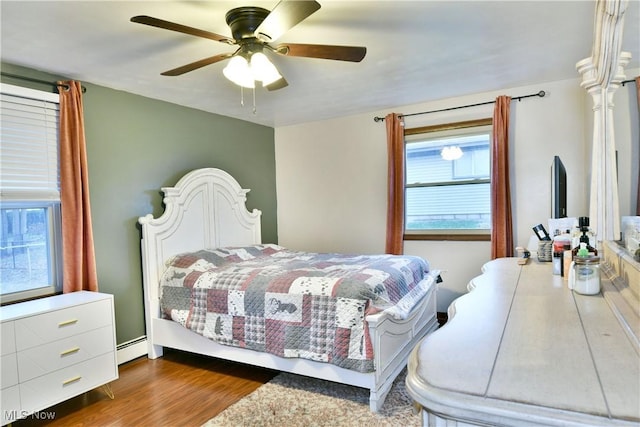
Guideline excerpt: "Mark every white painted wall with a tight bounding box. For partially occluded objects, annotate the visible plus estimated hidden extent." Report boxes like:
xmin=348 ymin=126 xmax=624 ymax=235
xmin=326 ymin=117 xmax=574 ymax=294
xmin=274 ymin=74 xmax=638 ymax=312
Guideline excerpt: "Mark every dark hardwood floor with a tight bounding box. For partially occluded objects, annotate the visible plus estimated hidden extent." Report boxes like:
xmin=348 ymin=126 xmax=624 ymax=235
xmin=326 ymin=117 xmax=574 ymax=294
xmin=13 ymin=349 xmax=278 ymax=427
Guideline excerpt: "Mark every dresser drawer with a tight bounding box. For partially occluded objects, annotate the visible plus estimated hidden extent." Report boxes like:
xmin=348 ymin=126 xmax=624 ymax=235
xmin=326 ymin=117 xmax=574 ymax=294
xmin=18 ymin=325 xmax=115 ymax=382
xmin=19 ymin=352 xmax=117 ymax=415
xmin=1 ymin=322 xmax=16 ymax=355
xmin=15 ymin=299 xmax=112 ymax=350
xmin=1 ymin=352 xmax=18 ymax=388
xmin=1 ymin=292 xmax=117 ymax=422
xmin=1 ymin=384 xmax=21 ymax=425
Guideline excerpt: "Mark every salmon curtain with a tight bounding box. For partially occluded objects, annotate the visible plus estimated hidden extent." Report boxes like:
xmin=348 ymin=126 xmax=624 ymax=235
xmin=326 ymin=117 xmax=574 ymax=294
xmin=385 ymin=113 xmax=405 ymax=255
xmin=490 ymin=96 xmax=514 ymax=259
xmin=636 ymin=76 xmax=640 ymax=216
xmin=58 ymin=81 xmax=99 ymax=292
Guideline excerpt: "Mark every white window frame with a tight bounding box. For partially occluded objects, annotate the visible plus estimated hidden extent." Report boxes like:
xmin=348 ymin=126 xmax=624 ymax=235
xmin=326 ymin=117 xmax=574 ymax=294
xmin=1 ymin=83 xmax=62 ymax=304
xmin=404 ymin=118 xmax=492 ymax=241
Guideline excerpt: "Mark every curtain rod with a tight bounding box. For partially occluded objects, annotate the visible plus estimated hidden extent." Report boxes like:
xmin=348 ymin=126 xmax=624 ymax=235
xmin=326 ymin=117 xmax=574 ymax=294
xmin=621 ymin=78 xmax=636 ymax=86
xmin=373 ymin=90 xmax=546 ymax=122
xmin=0 ymin=72 xmax=87 ymax=93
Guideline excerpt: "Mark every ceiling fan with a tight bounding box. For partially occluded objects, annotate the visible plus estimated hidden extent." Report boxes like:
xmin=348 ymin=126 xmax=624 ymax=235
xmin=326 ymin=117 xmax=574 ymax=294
xmin=131 ymin=0 xmax=367 ymax=91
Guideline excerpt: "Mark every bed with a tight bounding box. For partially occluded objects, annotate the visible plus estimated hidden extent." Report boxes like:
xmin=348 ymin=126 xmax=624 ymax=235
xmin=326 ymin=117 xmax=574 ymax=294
xmin=138 ymin=168 xmax=439 ymax=412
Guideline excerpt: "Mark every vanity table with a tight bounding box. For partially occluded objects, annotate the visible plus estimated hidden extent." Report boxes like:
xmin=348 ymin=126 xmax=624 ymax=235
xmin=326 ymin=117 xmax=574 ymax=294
xmin=406 ymin=241 xmax=639 ymax=427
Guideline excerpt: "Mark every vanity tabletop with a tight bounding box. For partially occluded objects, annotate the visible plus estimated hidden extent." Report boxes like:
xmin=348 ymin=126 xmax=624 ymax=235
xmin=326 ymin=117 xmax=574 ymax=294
xmin=406 ymin=257 xmax=640 ymax=427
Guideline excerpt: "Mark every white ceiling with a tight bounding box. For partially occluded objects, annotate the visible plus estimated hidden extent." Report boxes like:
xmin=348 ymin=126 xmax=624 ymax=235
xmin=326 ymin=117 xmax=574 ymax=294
xmin=1 ymin=1 xmax=639 ymax=128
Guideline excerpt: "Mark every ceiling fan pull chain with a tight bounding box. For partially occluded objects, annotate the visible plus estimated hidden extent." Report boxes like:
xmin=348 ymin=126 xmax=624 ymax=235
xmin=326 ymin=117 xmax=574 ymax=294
xmin=240 ymin=86 xmax=245 ymax=107
xmin=252 ymin=87 xmax=257 ymax=115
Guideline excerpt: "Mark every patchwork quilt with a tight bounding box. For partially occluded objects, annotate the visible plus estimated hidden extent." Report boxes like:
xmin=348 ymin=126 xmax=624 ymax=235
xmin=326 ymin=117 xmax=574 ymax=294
xmin=160 ymin=244 xmax=439 ymax=373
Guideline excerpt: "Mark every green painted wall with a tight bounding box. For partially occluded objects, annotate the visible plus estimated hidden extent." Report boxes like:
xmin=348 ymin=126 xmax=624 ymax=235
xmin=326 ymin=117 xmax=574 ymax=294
xmin=1 ymin=63 xmax=278 ymax=344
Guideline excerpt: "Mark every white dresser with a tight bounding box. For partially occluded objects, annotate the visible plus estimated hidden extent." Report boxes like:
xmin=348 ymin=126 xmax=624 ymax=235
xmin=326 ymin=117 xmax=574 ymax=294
xmin=1 ymin=291 xmax=118 ymax=425
xmin=406 ymin=241 xmax=639 ymax=427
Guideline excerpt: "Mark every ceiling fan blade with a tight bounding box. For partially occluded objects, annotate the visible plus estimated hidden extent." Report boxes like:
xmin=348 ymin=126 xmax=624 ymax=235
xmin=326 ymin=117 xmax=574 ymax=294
xmin=265 ymin=77 xmax=289 ymax=91
xmin=275 ymin=43 xmax=366 ymax=62
xmin=161 ymin=53 xmax=234 ymax=76
xmin=255 ymin=0 xmax=321 ymax=41
xmin=131 ymin=15 xmax=234 ymax=44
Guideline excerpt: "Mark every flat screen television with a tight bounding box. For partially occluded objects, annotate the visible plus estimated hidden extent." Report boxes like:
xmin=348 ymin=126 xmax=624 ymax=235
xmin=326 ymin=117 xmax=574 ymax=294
xmin=551 ymin=155 xmax=567 ymax=218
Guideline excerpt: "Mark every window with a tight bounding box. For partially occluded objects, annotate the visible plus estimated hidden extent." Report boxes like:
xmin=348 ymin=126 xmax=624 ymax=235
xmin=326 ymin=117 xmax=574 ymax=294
xmin=405 ymin=119 xmax=492 ymax=239
xmin=0 ymin=83 xmax=62 ymax=304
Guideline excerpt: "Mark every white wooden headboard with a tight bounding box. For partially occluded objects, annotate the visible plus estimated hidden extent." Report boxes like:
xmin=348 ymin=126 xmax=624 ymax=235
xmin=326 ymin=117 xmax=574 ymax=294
xmin=138 ymin=168 xmax=262 ymax=321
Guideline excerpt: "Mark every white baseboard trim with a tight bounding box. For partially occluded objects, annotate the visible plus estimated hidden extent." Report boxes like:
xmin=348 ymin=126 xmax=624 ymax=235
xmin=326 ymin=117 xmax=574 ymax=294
xmin=116 ymin=336 xmax=148 ymax=365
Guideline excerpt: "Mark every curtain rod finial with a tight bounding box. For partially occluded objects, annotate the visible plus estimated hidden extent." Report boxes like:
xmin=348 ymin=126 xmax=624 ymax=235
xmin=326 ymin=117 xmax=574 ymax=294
xmin=374 ymin=116 xmax=385 ymax=122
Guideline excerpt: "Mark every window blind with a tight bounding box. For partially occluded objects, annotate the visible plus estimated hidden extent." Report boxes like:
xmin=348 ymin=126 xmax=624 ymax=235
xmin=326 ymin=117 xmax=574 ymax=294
xmin=0 ymin=85 xmax=60 ymax=201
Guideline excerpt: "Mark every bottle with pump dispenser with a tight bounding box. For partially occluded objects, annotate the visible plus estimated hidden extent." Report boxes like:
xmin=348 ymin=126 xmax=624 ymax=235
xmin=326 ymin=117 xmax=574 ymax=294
xmin=571 ymin=216 xmax=598 ymax=257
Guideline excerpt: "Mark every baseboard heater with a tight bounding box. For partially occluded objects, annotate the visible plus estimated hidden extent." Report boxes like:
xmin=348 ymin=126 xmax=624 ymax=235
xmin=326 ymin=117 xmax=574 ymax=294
xmin=116 ymin=336 xmax=147 ymax=365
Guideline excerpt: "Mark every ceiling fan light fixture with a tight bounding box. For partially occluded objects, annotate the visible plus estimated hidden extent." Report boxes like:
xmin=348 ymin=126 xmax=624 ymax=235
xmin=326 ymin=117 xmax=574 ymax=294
xmin=441 ymin=146 xmax=463 ymax=161
xmin=223 ymin=55 xmax=255 ymax=88
xmin=132 ymin=1 xmax=368 ymax=94
xmin=249 ymin=52 xmax=282 ymax=86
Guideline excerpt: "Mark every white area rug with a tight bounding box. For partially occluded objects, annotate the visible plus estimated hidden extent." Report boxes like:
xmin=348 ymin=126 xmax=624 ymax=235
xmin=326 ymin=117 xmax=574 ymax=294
xmin=202 ymin=369 xmax=421 ymax=427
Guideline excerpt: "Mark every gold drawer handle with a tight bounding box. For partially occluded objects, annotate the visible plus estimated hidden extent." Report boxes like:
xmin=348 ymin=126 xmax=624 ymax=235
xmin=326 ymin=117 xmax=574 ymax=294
xmin=60 ymin=346 xmax=80 ymax=357
xmin=62 ymin=376 xmax=81 ymax=386
xmin=58 ymin=319 xmax=78 ymax=327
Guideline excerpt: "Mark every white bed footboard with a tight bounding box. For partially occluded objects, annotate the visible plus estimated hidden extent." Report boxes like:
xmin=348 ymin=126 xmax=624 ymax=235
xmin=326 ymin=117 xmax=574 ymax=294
xmin=367 ymin=282 xmax=438 ymax=410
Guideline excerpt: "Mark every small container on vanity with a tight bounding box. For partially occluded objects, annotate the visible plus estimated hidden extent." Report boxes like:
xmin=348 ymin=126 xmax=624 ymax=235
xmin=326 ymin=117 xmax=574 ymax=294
xmin=572 ymin=255 xmax=601 ymax=295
